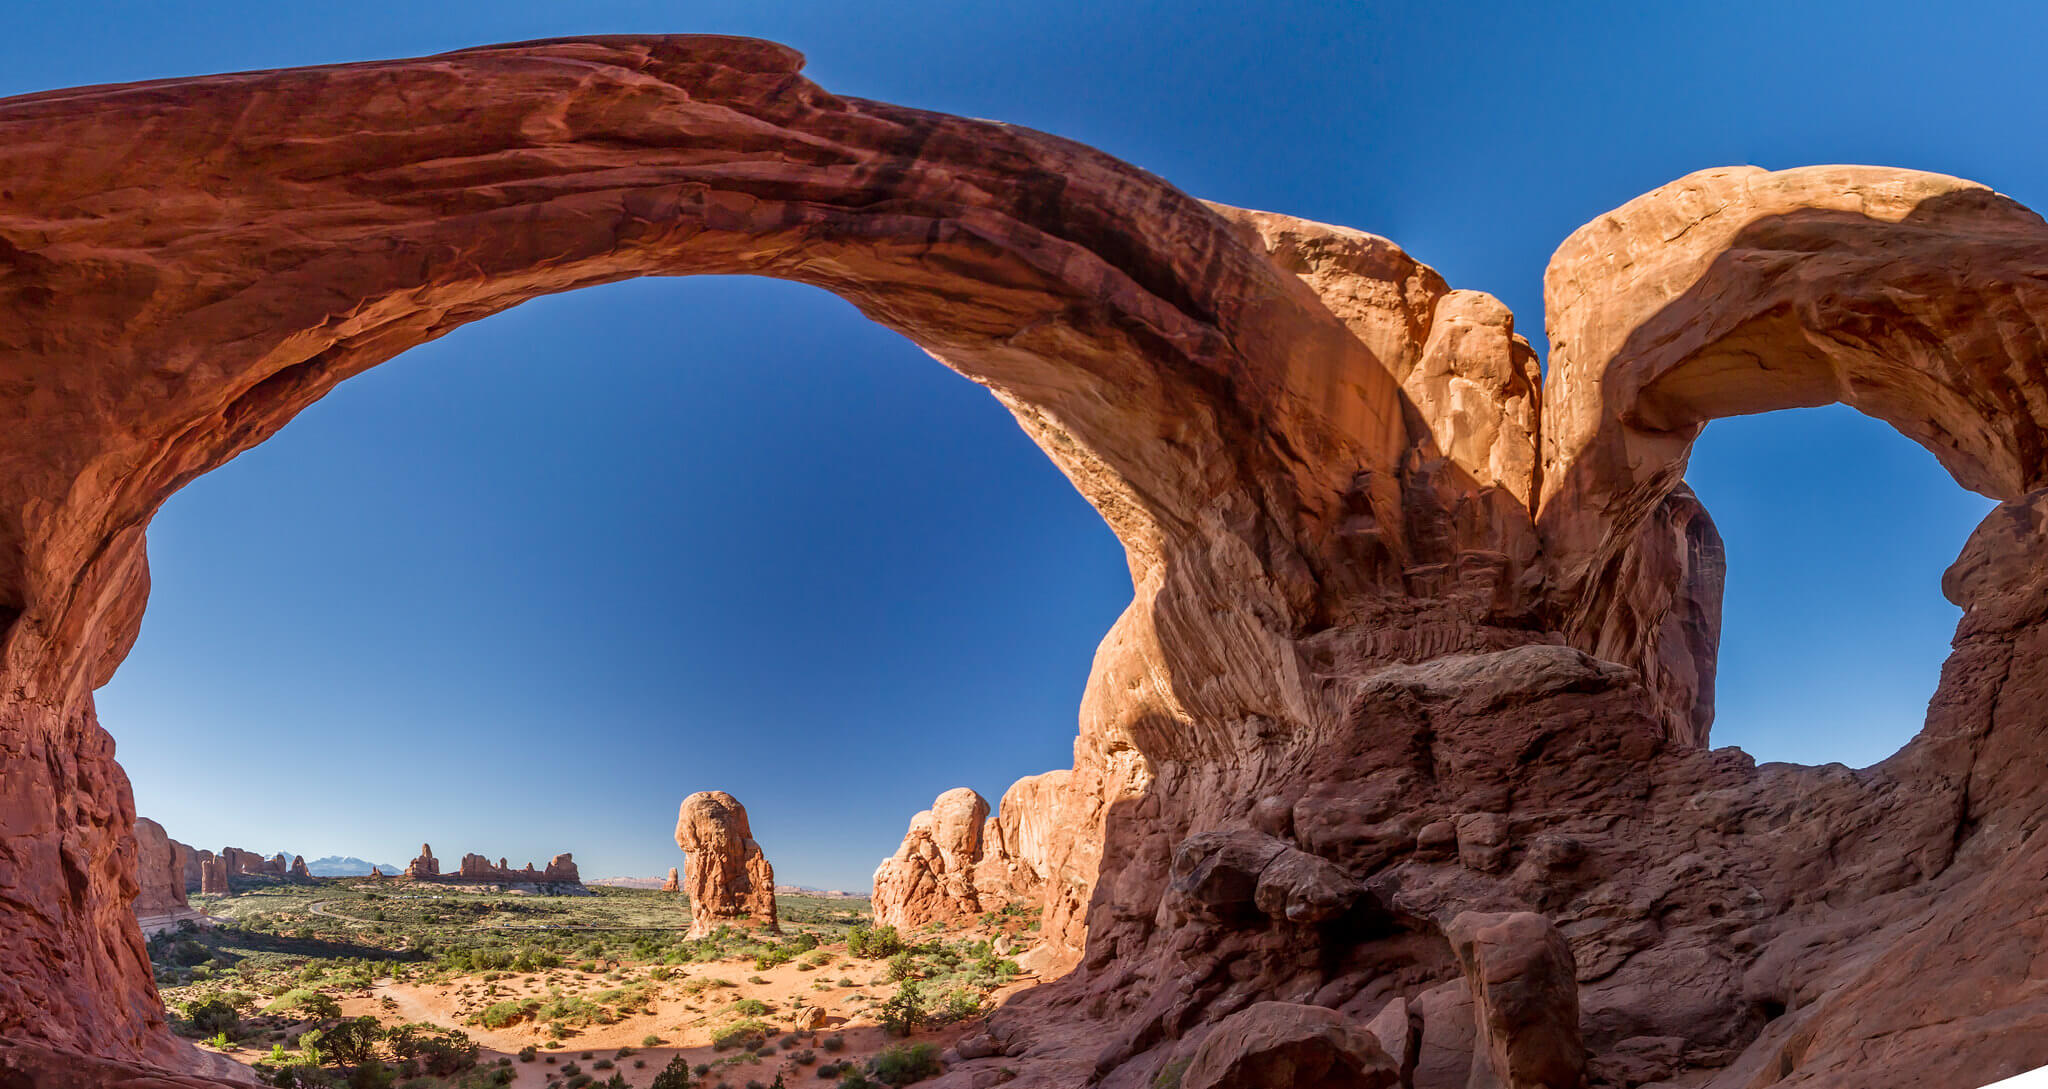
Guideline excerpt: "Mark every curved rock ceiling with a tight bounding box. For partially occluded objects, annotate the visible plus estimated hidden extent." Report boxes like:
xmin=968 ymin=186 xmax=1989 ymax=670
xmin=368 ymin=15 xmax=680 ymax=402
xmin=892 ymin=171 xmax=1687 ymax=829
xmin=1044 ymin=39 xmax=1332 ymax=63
xmin=1 ymin=36 xmax=2044 ymax=1088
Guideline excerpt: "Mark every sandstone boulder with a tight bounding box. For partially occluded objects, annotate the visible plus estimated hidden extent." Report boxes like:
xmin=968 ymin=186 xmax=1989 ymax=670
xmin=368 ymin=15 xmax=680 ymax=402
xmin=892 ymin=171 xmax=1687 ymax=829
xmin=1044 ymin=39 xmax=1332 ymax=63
xmin=675 ymin=792 xmax=777 ymax=937
xmin=1182 ymin=1002 xmax=1400 ymax=1089
xmin=1446 ymin=912 xmax=1583 ymax=1089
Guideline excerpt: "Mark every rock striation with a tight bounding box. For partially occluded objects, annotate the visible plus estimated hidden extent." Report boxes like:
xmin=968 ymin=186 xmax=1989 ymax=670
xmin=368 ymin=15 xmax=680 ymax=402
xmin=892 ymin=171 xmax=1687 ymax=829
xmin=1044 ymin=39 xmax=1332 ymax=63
xmin=675 ymin=791 xmax=778 ymax=938
xmin=0 ymin=37 xmax=2047 ymax=1089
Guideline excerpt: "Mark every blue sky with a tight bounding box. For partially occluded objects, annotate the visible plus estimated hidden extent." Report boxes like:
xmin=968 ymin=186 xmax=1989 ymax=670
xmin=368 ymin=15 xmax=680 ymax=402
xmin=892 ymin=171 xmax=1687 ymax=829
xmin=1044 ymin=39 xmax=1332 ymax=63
xmin=10 ymin=2 xmax=2035 ymax=887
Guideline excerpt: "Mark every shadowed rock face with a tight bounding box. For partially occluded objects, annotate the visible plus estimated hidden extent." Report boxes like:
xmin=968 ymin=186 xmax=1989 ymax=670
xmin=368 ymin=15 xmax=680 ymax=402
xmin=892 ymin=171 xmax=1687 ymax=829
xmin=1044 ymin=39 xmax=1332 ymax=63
xmin=675 ymin=791 xmax=778 ymax=938
xmin=0 ymin=36 xmax=2046 ymax=1089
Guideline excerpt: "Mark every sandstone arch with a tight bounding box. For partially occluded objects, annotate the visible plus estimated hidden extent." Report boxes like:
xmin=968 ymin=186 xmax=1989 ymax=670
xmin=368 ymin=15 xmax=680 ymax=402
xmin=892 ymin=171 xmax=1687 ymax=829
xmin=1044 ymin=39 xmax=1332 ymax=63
xmin=2 ymin=36 xmax=2048 ymax=1089
xmin=1540 ymin=165 xmax=2048 ymax=667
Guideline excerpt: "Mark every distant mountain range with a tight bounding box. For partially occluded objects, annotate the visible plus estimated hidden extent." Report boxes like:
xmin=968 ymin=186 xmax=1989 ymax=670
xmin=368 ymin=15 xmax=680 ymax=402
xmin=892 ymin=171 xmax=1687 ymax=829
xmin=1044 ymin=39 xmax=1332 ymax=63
xmin=588 ymin=876 xmax=668 ymax=889
xmin=305 ymin=856 xmax=402 ymax=877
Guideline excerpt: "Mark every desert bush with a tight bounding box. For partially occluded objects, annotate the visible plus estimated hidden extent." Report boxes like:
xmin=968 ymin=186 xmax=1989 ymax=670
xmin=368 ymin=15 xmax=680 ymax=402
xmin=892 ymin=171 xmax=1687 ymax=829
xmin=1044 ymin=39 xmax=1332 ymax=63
xmin=181 ymin=997 xmax=241 ymax=1036
xmin=820 ymin=1035 xmax=846 ymax=1053
xmin=732 ymin=998 xmax=772 ymax=1016
xmin=932 ymin=989 xmax=983 ymax=1024
xmin=385 ymin=1022 xmax=477 ymax=1076
xmin=265 ymin=989 xmax=343 ymax=1021
xmin=517 ymin=1046 xmax=538 ymax=1063
xmin=867 ymin=1043 xmax=942 ymax=1086
xmin=712 ymin=1019 xmax=772 ymax=1052
xmin=473 ymin=1000 xmax=536 ymax=1029
xmin=843 ymin=926 xmax=904 ymax=959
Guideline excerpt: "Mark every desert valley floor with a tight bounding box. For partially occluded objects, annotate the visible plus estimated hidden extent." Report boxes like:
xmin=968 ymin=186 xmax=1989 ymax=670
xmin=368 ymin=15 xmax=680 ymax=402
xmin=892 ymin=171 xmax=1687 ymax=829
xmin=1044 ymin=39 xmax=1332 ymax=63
xmin=154 ymin=879 xmax=1037 ymax=1087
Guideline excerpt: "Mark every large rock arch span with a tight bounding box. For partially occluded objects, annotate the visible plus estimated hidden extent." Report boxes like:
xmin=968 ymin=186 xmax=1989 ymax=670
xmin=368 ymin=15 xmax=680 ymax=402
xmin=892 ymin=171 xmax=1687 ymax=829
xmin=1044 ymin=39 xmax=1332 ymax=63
xmin=0 ymin=36 xmax=2044 ymax=1088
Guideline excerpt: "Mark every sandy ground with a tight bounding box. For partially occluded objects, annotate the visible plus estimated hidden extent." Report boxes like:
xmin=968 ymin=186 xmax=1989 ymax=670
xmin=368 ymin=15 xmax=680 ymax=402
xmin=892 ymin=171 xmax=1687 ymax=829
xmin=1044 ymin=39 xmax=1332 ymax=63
xmin=205 ymin=948 xmax=1035 ymax=1088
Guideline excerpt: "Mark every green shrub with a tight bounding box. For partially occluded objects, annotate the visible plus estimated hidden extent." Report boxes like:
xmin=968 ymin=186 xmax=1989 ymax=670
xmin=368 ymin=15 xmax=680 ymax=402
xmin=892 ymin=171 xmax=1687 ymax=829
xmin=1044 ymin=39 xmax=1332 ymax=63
xmin=473 ymin=1000 xmax=535 ymax=1029
xmin=732 ymin=999 xmax=772 ymax=1016
xmin=820 ymin=1035 xmax=846 ymax=1054
xmin=181 ymin=997 xmax=241 ymax=1036
xmin=712 ymin=1019 xmax=772 ymax=1052
xmin=265 ymin=989 xmax=344 ymax=1020
xmin=867 ymin=1043 xmax=942 ymax=1086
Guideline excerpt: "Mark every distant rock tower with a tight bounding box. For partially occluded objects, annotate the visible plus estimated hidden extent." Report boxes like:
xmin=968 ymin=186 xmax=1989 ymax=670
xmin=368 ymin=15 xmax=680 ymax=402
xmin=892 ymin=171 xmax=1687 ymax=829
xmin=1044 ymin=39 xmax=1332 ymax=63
xmin=675 ymin=791 xmax=778 ymax=937
xmin=404 ymin=844 xmax=439 ymax=878
xmin=198 ymin=853 xmax=229 ymax=896
xmin=661 ymin=867 xmax=680 ymax=893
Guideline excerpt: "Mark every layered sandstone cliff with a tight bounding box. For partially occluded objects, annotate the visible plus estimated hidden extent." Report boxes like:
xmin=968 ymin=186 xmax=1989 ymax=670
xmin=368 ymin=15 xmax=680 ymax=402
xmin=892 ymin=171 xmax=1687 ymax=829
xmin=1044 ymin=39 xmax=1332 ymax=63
xmin=675 ymin=791 xmax=778 ymax=938
xmin=0 ymin=37 xmax=2044 ymax=1089
xmin=130 ymin=820 xmax=207 ymax=934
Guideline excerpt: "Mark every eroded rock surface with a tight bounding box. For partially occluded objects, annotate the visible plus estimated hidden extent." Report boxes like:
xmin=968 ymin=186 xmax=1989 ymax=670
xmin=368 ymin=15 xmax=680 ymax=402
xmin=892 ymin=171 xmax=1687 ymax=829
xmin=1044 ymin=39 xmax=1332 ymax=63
xmin=1180 ymin=1002 xmax=1400 ymax=1089
xmin=675 ymin=791 xmax=777 ymax=937
xmin=872 ymin=784 xmax=1070 ymax=933
xmin=0 ymin=37 xmax=2045 ymax=1089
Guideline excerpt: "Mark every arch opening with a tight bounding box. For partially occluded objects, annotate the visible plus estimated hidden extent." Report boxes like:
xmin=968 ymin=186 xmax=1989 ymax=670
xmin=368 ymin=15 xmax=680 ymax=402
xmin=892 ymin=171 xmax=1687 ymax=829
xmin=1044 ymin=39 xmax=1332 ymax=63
xmin=100 ymin=274 xmax=1131 ymax=894
xmin=1683 ymin=403 xmax=1996 ymax=767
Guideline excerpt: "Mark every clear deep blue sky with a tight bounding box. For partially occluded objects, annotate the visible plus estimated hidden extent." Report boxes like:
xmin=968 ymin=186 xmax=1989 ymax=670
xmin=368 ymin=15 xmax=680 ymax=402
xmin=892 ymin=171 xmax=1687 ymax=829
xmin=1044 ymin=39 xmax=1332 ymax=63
xmin=9 ymin=2 xmax=2034 ymax=888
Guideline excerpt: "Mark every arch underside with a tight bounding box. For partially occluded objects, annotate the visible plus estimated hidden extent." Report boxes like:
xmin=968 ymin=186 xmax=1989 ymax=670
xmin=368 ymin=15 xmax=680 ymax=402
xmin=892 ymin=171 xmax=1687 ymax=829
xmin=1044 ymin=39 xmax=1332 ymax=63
xmin=1 ymin=39 xmax=2046 ymax=1088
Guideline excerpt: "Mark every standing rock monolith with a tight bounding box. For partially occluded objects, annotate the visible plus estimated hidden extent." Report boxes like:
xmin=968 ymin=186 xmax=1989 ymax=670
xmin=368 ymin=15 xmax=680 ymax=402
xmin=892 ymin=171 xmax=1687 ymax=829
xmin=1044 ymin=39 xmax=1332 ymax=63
xmin=675 ymin=791 xmax=777 ymax=938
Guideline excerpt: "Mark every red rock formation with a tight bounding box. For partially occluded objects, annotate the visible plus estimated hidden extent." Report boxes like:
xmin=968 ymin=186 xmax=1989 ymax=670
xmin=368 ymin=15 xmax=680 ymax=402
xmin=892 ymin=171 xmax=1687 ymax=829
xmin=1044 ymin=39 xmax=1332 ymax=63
xmin=287 ymin=856 xmax=311 ymax=881
xmin=403 ymin=845 xmax=439 ymax=879
xmin=196 ymin=855 xmax=228 ymax=897
xmin=675 ymin=791 xmax=778 ymax=937
xmin=1179 ymin=1002 xmax=1399 ymax=1089
xmin=873 ymin=787 xmax=993 ymax=929
xmin=368 ymin=866 xmax=384 ymax=879
xmin=1 ymin=38 xmax=2047 ymax=1089
xmin=428 ymin=850 xmax=582 ymax=884
xmin=872 ymin=779 xmax=1082 ymax=944
xmin=130 ymin=819 xmax=201 ymax=932
xmin=173 ymin=840 xmax=201 ymax=894
xmin=661 ymin=867 xmax=681 ymax=893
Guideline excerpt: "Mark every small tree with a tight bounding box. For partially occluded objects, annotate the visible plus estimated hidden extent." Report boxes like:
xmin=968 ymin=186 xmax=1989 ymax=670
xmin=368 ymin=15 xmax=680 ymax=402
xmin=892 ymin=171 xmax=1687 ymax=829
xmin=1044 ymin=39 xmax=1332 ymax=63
xmin=879 ymin=981 xmax=925 ymax=1037
xmin=649 ymin=1054 xmax=695 ymax=1089
xmin=301 ymin=1015 xmax=382 ymax=1069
